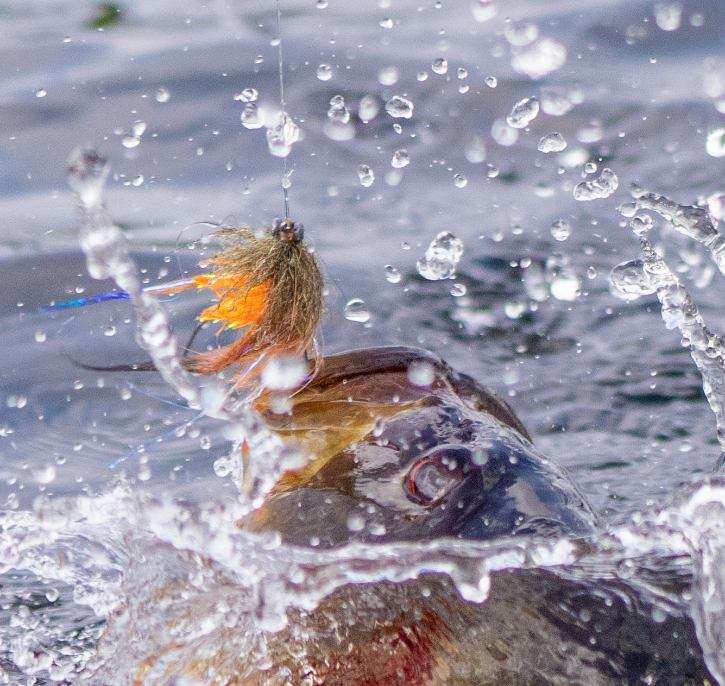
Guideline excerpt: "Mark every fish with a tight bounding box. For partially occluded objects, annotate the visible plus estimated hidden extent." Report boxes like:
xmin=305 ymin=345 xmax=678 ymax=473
xmin=113 ymin=346 xmax=711 ymax=684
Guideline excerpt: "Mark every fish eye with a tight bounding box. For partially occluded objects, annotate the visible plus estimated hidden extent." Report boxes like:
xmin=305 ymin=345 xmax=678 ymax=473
xmin=403 ymin=445 xmax=470 ymax=506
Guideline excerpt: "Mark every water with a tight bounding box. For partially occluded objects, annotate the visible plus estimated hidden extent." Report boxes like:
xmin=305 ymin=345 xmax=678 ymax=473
xmin=0 ymin=0 xmax=724 ymax=682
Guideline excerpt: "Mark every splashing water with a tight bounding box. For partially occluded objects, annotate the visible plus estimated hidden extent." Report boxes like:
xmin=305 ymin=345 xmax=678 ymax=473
xmin=611 ymin=191 xmax=725 ymax=454
xmin=626 ymin=187 xmax=725 ymax=275
xmin=0 ymin=161 xmax=723 ymax=683
xmin=573 ymin=167 xmax=619 ymax=201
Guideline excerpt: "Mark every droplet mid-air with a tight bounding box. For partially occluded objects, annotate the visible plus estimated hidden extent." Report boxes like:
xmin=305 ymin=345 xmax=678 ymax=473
xmin=417 ymin=231 xmax=464 ymax=280
xmin=507 ymin=96 xmax=540 ymax=129
xmin=538 ymin=132 xmax=567 ymax=153
xmin=385 ymin=95 xmax=414 ymax=119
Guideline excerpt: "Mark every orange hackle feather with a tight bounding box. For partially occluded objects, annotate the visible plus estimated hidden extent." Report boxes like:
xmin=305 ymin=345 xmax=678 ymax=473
xmin=181 ymin=219 xmax=324 ymax=388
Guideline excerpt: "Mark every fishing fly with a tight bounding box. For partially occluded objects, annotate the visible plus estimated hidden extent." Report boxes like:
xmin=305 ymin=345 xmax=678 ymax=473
xmin=46 ymin=1 xmax=323 ymax=392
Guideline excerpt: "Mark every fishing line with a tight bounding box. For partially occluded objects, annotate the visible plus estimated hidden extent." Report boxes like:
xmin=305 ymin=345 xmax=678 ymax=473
xmin=275 ymin=0 xmax=290 ymax=219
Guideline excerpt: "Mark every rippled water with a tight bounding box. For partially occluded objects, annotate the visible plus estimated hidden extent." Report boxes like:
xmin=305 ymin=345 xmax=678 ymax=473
xmin=0 ymin=0 xmax=723 ymax=682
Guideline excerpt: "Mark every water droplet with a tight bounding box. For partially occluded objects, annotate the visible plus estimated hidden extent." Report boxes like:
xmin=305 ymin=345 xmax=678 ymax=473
xmin=417 ymin=231 xmax=463 ymax=281
xmin=511 ymin=38 xmax=567 ymax=79
xmin=550 ymin=219 xmax=571 ymax=241
xmin=491 ymin=119 xmax=519 ymax=146
xmin=654 ymin=2 xmax=682 ymax=31
xmin=122 ymin=135 xmax=140 ymax=149
xmin=385 ymin=265 xmax=401 ymax=283
xmin=103 ymin=324 xmax=117 ymax=337
xmin=357 ymin=164 xmax=375 ymax=187
xmin=450 ymin=282 xmax=467 ymax=297
xmin=453 ymin=173 xmax=468 ymax=188
xmin=378 ymin=65 xmax=399 ymax=85
xmin=236 ymin=87 xmax=258 ymax=103
xmin=132 ymin=121 xmax=147 ymax=137
xmin=457 ymin=67 xmax=468 ymax=80
xmin=484 ymin=75 xmax=498 ymax=88
xmin=66 ymin=148 xmax=110 ymax=209
xmin=407 ymin=360 xmax=435 ymax=387
xmin=45 ymin=588 xmax=59 ymax=603
xmin=359 ymin=95 xmax=379 ymax=123
xmin=385 ymin=95 xmax=414 ymax=119
xmin=610 ymin=259 xmax=657 ymax=300
xmin=505 ymin=22 xmax=539 ymax=47
xmin=155 ymin=87 xmax=170 ymax=103
xmin=584 ymin=161 xmax=598 ymax=174
xmin=379 ymin=17 xmax=394 ymax=29
xmin=261 ymin=355 xmax=308 ymax=391
xmin=35 ymin=464 xmax=57 ymax=485
xmin=316 ymin=63 xmax=333 ymax=81
xmin=573 ymin=167 xmax=619 ymax=201
xmin=35 ymin=88 xmax=47 ymax=98
xmin=327 ymin=95 xmax=351 ymax=123
xmin=391 ymin=149 xmax=410 ymax=168
xmin=706 ymin=128 xmax=725 ymax=157
xmin=540 ymin=89 xmax=573 ymax=116
xmin=346 ymin=513 xmax=365 ymax=532
xmin=35 ymin=330 xmax=47 ymax=343
xmin=538 ymin=132 xmax=567 ymax=153
xmin=417 ymin=71 xmax=429 ymax=81
xmin=266 ymin=111 xmax=300 ymax=158
xmin=504 ymin=301 xmax=526 ymax=319
xmin=137 ymin=465 xmax=151 ymax=481
xmin=316 ymin=0 xmax=328 ymax=7
xmin=344 ymin=299 xmax=371 ymax=323
xmin=471 ymin=0 xmax=497 ymax=22
xmin=241 ymin=103 xmax=263 ymax=129
xmin=465 ymin=136 xmax=486 ymax=163
xmin=432 ymin=57 xmax=448 ymax=75
xmin=506 ymin=96 xmax=539 ymax=129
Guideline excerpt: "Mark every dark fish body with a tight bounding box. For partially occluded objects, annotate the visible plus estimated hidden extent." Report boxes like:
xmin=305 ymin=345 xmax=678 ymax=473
xmin=246 ymin=347 xmax=713 ymax=685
